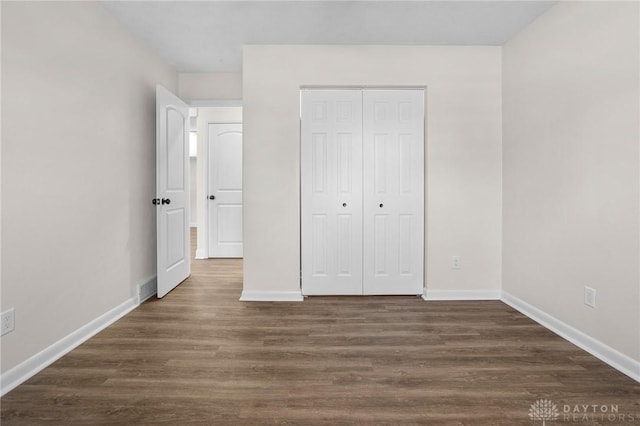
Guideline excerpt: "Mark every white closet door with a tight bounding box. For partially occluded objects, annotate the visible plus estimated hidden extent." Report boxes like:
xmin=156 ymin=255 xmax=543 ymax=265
xmin=301 ymin=90 xmax=363 ymax=295
xmin=363 ymin=90 xmax=424 ymax=295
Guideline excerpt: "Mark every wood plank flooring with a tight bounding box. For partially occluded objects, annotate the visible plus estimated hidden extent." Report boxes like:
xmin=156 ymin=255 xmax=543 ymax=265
xmin=2 ymin=232 xmax=639 ymax=424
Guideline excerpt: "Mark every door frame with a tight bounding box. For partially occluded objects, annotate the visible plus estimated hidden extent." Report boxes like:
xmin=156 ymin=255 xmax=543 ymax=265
xmin=299 ymin=86 xmax=427 ymax=296
xmin=193 ymin=105 xmax=243 ymax=259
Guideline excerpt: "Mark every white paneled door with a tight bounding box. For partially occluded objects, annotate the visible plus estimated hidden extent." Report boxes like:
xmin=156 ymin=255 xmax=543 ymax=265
xmin=301 ymin=89 xmax=424 ymax=296
xmin=362 ymin=90 xmax=424 ymax=295
xmin=301 ymin=90 xmax=364 ymax=295
xmin=156 ymin=85 xmax=191 ymax=298
xmin=208 ymin=123 xmax=243 ymax=257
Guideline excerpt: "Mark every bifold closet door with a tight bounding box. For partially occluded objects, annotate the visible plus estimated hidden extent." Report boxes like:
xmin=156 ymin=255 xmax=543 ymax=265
xmin=362 ymin=90 xmax=424 ymax=295
xmin=301 ymin=90 xmax=364 ymax=295
xmin=301 ymin=89 xmax=424 ymax=296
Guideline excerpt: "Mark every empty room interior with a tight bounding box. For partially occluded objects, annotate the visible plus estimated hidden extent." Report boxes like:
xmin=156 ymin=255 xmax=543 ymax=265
xmin=1 ymin=0 xmax=639 ymax=424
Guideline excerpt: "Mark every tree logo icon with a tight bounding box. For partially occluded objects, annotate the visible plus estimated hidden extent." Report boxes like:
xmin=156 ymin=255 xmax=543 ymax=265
xmin=529 ymin=399 xmax=559 ymax=425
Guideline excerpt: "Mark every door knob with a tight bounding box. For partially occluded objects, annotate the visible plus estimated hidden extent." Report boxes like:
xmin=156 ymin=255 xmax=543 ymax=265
xmin=209 ymin=195 xmax=216 ymax=200
xmin=161 ymin=198 xmax=171 ymax=205
xmin=342 ymin=203 xmax=347 ymax=207
xmin=379 ymin=203 xmax=384 ymax=208
xmin=152 ymin=198 xmax=160 ymax=205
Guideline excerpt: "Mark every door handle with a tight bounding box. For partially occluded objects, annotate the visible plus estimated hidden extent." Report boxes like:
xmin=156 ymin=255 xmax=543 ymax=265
xmin=161 ymin=198 xmax=171 ymax=205
xmin=342 ymin=203 xmax=347 ymax=207
xmin=209 ymin=195 xmax=216 ymax=200
xmin=152 ymin=198 xmax=160 ymax=205
xmin=379 ymin=203 xmax=384 ymax=208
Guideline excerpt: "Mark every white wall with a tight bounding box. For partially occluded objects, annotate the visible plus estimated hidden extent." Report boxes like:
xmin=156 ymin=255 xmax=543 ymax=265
xmin=242 ymin=45 xmax=502 ymax=299
xmin=503 ymin=2 xmax=640 ymax=363
xmin=1 ymin=2 xmax=177 ymax=373
xmin=179 ymin=73 xmax=242 ymax=102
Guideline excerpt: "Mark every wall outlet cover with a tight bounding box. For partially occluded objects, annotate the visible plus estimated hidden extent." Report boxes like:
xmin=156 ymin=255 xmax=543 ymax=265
xmin=1 ymin=308 xmax=15 ymax=336
xmin=451 ymin=256 xmax=461 ymax=270
xmin=584 ymin=287 xmax=596 ymax=308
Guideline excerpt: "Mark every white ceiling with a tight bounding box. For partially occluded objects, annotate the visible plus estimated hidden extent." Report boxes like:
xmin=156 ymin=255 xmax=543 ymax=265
xmin=99 ymin=1 xmax=557 ymax=73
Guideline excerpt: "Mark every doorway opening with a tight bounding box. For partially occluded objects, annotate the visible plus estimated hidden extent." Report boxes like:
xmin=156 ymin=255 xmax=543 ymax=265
xmin=154 ymin=86 xmax=243 ymax=299
xmin=189 ymin=104 xmax=243 ymax=263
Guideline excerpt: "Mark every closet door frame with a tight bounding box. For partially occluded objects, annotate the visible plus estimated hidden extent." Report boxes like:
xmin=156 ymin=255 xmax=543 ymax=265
xmin=300 ymin=87 xmax=425 ymax=296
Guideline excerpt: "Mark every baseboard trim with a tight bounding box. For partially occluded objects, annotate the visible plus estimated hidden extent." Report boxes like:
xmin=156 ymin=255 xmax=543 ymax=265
xmin=0 ymin=297 xmax=138 ymax=397
xmin=137 ymin=277 xmax=157 ymax=303
xmin=195 ymin=248 xmax=207 ymax=260
xmin=501 ymin=291 xmax=640 ymax=383
xmin=422 ymin=289 xmax=501 ymax=301
xmin=239 ymin=290 xmax=304 ymax=302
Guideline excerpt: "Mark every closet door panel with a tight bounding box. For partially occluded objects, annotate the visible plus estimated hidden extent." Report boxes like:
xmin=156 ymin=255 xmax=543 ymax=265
xmin=301 ymin=90 xmax=363 ymax=295
xmin=363 ymin=90 xmax=424 ymax=295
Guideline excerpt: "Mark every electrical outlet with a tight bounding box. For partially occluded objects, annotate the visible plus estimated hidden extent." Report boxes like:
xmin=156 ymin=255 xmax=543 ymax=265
xmin=451 ymin=256 xmax=461 ymax=270
xmin=584 ymin=287 xmax=596 ymax=308
xmin=1 ymin=308 xmax=15 ymax=336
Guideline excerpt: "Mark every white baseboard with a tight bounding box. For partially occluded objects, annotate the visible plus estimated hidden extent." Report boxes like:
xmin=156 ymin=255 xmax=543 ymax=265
xmin=137 ymin=277 xmax=157 ymax=303
xmin=422 ymin=289 xmax=501 ymax=301
xmin=239 ymin=290 xmax=304 ymax=302
xmin=195 ymin=248 xmax=207 ymax=260
xmin=501 ymin=291 xmax=640 ymax=383
xmin=1 ymin=297 xmax=138 ymax=397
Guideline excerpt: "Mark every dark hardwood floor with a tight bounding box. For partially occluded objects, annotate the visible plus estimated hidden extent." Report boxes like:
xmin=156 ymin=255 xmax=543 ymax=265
xmin=2 ymin=232 xmax=639 ymax=424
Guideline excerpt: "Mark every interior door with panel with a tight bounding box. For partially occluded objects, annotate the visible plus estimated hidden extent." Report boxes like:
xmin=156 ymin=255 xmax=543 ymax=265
xmin=207 ymin=123 xmax=243 ymax=257
xmin=362 ymin=90 xmax=424 ymax=295
xmin=155 ymin=85 xmax=191 ymax=298
xmin=301 ymin=90 xmax=363 ymax=295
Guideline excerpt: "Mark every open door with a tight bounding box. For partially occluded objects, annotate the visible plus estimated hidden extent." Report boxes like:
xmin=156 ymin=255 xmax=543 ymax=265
xmin=155 ymin=85 xmax=190 ymax=298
